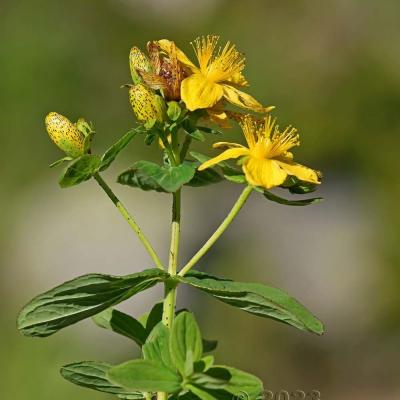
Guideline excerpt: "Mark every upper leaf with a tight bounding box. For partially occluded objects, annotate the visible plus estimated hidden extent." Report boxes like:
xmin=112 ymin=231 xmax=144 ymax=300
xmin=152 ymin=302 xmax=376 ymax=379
xmin=92 ymin=308 xmax=147 ymax=346
xmin=143 ymin=322 xmax=175 ymax=371
xmin=99 ymin=128 xmax=140 ymax=171
xmin=179 ymin=271 xmax=324 ymax=335
xmin=108 ymin=359 xmax=182 ymax=393
xmin=170 ymin=311 xmax=203 ymax=377
xmin=17 ymin=268 xmax=167 ymax=337
xmin=118 ymin=161 xmax=196 ymax=193
xmin=60 ymin=361 xmax=143 ymax=399
xmin=59 ymin=154 xmax=101 ymax=188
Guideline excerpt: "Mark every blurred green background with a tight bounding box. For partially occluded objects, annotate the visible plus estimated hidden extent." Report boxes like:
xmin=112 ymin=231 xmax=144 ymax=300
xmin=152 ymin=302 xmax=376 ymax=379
xmin=1 ymin=0 xmax=400 ymax=399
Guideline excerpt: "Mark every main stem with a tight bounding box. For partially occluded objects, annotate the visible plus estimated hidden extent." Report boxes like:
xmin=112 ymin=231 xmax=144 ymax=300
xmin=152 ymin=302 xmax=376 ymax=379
xmin=178 ymin=185 xmax=253 ymax=277
xmin=159 ymin=148 xmax=181 ymax=400
xmin=93 ymin=173 xmax=164 ymax=270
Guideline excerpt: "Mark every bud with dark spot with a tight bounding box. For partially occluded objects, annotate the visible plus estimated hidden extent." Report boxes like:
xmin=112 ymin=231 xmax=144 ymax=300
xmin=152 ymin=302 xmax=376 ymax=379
xmin=45 ymin=112 xmax=85 ymax=158
xmin=129 ymin=84 xmax=166 ymax=123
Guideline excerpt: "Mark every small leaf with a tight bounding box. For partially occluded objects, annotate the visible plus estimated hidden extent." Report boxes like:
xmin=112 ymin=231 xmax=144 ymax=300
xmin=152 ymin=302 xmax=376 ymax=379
xmin=194 ymin=355 xmax=214 ymax=373
xmin=59 ymin=154 xmax=101 ymax=188
xmin=180 ymin=271 xmax=324 ymax=335
xmin=190 ymin=151 xmax=244 ymax=184
xmin=196 ymin=126 xmax=222 ymax=135
xmin=263 ymin=189 xmax=322 ymax=206
xmin=143 ymin=322 xmax=174 ymax=370
xmin=186 ymin=384 xmax=218 ymax=400
xmin=223 ymin=173 xmax=246 ymax=184
xmin=17 ymin=269 xmax=167 ymax=337
xmin=170 ymin=311 xmax=203 ymax=377
xmin=185 ymin=162 xmax=223 ymax=188
xmin=118 ymin=161 xmax=196 ymax=193
xmin=202 ymin=339 xmax=218 ymax=353
xmin=108 ymin=359 xmax=182 ymax=393
xmin=167 ymin=101 xmax=182 ymax=121
xmin=204 ymin=366 xmax=263 ymax=400
xmin=187 ymin=129 xmax=206 ymax=142
xmin=144 ymin=302 xmax=164 ymax=335
xmin=100 ymin=128 xmax=139 ymax=171
xmin=49 ymin=156 xmax=73 ymax=168
xmin=60 ymin=361 xmax=143 ymax=399
xmin=92 ymin=308 xmax=147 ymax=346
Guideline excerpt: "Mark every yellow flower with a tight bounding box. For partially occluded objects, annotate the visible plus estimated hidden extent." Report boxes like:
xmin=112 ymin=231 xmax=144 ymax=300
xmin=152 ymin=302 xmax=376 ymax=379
xmin=157 ymin=36 xmax=273 ymax=113
xmin=198 ymin=115 xmax=321 ymax=190
xmin=45 ymin=112 xmax=85 ymax=158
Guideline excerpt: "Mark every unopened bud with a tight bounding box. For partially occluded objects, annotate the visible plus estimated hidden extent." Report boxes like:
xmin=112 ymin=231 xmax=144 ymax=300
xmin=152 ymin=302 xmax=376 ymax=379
xmin=129 ymin=84 xmax=166 ymax=123
xmin=45 ymin=112 xmax=85 ymax=158
xmin=129 ymin=47 xmax=152 ymax=84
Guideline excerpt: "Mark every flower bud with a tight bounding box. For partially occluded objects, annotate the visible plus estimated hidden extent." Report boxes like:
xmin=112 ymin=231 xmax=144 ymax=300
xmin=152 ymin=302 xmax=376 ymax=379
xmin=129 ymin=84 xmax=166 ymax=123
xmin=45 ymin=112 xmax=85 ymax=158
xmin=129 ymin=47 xmax=152 ymax=84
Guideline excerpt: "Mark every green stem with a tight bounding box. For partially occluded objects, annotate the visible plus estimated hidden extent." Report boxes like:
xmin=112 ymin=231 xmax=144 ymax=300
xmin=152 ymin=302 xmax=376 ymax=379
xmin=158 ymin=155 xmax=182 ymax=400
xmin=93 ymin=173 xmax=164 ymax=270
xmin=178 ymin=185 xmax=253 ymax=277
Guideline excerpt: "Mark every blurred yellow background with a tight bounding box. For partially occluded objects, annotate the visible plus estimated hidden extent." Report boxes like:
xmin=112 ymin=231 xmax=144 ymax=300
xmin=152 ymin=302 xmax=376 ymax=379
xmin=1 ymin=0 xmax=400 ymax=399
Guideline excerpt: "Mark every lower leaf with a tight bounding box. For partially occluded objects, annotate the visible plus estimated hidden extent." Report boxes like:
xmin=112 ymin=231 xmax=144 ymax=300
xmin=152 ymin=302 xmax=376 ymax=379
xmin=61 ymin=361 xmax=143 ymax=399
xmin=108 ymin=359 xmax=182 ymax=393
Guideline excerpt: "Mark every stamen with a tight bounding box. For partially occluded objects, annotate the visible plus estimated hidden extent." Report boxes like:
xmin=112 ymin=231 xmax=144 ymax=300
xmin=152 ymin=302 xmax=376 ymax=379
xmin=191 ymin=35 xmax=219 ymax=73
xmin=207 ymin=41 xmax=246 ymax=82
xmin=268 ymin=125 xmax=300 ymax=156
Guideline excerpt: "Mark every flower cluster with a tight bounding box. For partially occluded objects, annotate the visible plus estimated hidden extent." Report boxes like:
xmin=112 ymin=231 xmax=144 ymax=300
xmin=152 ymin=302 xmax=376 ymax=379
xmin=44 ymin=35 xmax=321 ymax=192
xmin=126 ymin=35 xmax=321 ymax=191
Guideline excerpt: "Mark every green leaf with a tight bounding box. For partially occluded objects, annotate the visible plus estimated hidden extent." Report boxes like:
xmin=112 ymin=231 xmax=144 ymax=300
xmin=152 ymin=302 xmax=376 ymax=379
xmin=138 ymin=302 xmax=164 ymax=335
xmin=185 ymin=162 xmax=223 ymax=188
xmin=204 ymin=366 xmax=263 ymax=400
xmin=92 ymin=308 xmax=147 ymax=346
xmin=196 ymin=126 xmax=222 ymax=136
xmin=118 ymin=161 xmax=196 ymax=193
xmin=223 ymin=173 xmax=246 ymax=184
xmin=262 ymin=189 xmax=322 ymax=206
xmin=100 ymin=128 xmax=139 ymax=171
xmin=281 ymin=176 xmax=319 ymax=194
xmin=202 ymin=339 xmax=218 ymax=353
xmin=194 ymin=355 xmax=214 ymax=373
xmin=180 ymin=271 xmax=324 ymax=335
xmin=60 ymin=361 xmax=143 ymax=399
xmin=167 ymin=101 xmax=182 ymax=121
xmin=186 ymin=384 xmax=218 ymax=400
xmin=187 ymin=129 xmax=206 ymax=142
xmin=170 ymin=311 xmax=203 ymax=377
xmin=190 ymin=151 xmax=244 ymax=184
xmin=143 ymin=322 xmax=174 ymax=370
xmin=59 ymin=154 xmax=101 ymax=188
xmin=108 ymin=359 xmax=182 ymax=393
xmin=49 ymin=156 xmax=73 ymax=168
xmin=17 ymin=269 xmax=167 ymax=337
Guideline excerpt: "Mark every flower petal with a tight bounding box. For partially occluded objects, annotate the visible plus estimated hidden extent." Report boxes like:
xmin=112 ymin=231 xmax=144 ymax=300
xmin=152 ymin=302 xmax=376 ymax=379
xmin=198 ymin=148 xmax=249 ymax=171
xmin=222 ymin=84 xmax=274 ymax=113
xmin=157 ymin=39 xmax=198 ymax=73
xmin=181 ymin=74 xmax=224 ymax=111
xmin=243 ymin=158 xmax=287 ymax=189
xmin=275 ymin=160 xmax=321 ymax=184
xmin=212 ymin=142 xmax=246 ymax=150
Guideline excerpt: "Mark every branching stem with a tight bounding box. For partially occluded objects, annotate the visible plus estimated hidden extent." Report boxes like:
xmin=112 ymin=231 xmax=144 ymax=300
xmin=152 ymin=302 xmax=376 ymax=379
xmin=93 ymin=173 xmax=164 ymax=270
